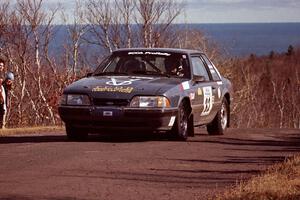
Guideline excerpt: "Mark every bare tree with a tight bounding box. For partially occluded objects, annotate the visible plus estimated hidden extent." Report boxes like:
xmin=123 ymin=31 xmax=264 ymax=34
xmin=85 ymin=0 xmax=114 ymax=53
xmin=17 ymin=0 xmax=58 ymax=125
xmin=0 ymin=1 xmax=38 ymax=126
xmin=62 ymin=0 xmax=88 ymax=78
xmin=0 ymin=1 xmax=10 ymax=52
xmin=84 ymin=0 xmax=184 ymax=54
xmin=134 ymin=0 xmax=183 ymax=47
xmin=115 ymin=0 xmax=135 ymax=48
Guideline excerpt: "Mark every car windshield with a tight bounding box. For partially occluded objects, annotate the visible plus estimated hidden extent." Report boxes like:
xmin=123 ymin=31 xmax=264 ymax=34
xmin=93 ymin=51 xmax=190 ymax=78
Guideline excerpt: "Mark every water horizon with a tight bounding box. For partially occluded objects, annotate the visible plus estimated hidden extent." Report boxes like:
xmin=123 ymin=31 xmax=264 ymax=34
xmin=51 ymin=22 xmax=300 ymax=58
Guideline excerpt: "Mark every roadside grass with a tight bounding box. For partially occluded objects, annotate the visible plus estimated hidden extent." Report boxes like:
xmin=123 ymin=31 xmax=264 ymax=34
xmin=215 ymin=155 xmax=300 ymax=200
xmin=0 ymin=126 xmax=64 ymax=136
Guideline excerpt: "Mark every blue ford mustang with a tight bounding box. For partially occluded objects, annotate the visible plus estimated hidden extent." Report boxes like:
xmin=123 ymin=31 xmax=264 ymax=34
xmin=59 ymin=48 xmax=233 ymax=140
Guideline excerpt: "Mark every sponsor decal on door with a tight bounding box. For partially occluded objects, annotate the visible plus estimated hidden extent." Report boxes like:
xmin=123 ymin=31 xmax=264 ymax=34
xmin=201 ymin=86 xmax=213 ymax=116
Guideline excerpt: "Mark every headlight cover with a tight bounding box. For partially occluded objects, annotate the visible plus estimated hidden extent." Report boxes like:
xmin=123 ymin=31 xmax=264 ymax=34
xmin=130 ymin=96 xmax=170 ymax=108
xmin=60 ymin=94 xmax=91 ymax=106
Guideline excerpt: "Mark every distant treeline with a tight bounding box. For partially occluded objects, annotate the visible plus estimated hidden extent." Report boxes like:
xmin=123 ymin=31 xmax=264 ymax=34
xmin=218 ymin=46 xmax=300 ymax=129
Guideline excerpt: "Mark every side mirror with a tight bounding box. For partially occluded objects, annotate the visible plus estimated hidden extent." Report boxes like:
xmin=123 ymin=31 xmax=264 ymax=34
xmin=86 ymin=72 xmax=93 ymax=77
xmin=193 ymin=75 xmax=206 ymax=83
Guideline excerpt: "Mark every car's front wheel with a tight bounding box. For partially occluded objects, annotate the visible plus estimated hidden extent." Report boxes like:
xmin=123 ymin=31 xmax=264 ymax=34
xmin=207 ymin=98 xmax=229 ymax=135
xmin=65 ymin=124 xmax=88 ymax=141
xmin=172 ymin=102 xmax=192 ymax=141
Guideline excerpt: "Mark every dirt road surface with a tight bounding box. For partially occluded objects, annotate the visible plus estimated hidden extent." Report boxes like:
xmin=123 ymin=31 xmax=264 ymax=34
xmin=0 ymin=128 xmax=299 ymax=200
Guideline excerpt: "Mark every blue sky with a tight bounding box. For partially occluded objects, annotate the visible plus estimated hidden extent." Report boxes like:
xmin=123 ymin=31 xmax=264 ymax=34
xmin=185 ymin=0 xmax=300 ymax=23
xmin=44 ymin=0 xmax=300 ymax=23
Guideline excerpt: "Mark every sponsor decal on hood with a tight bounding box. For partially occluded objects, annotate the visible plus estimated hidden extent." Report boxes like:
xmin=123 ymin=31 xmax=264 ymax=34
xmin=106 ymin=78 xmax=140 ymax=86
xmin=92 ymin=86 xmax=134 ymax=93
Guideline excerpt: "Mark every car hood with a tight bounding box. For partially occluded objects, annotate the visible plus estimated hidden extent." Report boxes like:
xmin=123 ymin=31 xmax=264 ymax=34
xmin=64 ymin=75 xmax=184 ymax=99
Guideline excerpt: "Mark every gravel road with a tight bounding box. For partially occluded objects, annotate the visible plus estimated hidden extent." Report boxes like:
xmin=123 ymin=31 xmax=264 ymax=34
xmin=0 ymin=128 xmax=299 ymax=200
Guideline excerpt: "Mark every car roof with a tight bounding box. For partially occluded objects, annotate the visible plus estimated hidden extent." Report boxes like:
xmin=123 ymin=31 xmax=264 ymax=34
xmin=112 ymin=48 xmax=203 ymax=55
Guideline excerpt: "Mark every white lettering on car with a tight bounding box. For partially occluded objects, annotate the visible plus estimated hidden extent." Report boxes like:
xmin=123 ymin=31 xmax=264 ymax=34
xmin=128 ymin=52 xmax=171 ymax=56
xmin=201 ymin=86 xmax=213 ymax=116
xmin=128 ymin=52 xmax=144 ymax=55
xmin=106 ymin=78 xmax=140 ymax=86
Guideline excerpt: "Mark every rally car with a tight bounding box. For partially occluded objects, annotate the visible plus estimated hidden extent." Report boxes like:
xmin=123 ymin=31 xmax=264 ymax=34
xmin=58 ymin=48 xmax=233 ymax=140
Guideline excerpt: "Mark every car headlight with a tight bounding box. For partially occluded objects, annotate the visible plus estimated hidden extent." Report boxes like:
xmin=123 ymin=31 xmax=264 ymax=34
xmin=60 ymin=94 xmax=91 ymax=106
xmin=130 ymin=96 xmax=170 ymax=108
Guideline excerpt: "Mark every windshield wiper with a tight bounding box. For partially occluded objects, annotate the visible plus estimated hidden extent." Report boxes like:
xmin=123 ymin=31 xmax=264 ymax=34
xmin=93 ymin=72 xmax=129 ymax=76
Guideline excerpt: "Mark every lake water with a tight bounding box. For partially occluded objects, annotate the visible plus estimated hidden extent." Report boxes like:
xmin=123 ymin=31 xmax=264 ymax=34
xmin=52 ymin=23 xmax=300 ymax=58
xmin=193 ymin=23 xmax=300 ymax=56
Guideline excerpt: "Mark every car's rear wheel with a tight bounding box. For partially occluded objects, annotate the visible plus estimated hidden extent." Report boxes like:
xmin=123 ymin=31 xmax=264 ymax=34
xmin=172 ymin=102 xmax=192 ymax=141
xmin=65 ymin=124 xmax=88 ymax=141
xmin=207 ymin=98 xmax=229 ymax=135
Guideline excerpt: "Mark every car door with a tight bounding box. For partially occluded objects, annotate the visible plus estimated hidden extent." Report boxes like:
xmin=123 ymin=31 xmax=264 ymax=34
xmin=201 ymin=54 xmax=223 ymax=123
xmin=189 ymin=54 xmax=219 ymax=126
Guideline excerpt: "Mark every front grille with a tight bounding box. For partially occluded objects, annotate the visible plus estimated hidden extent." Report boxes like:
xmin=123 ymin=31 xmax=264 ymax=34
xmin=93 ymin=98 xmax=130 ymax=107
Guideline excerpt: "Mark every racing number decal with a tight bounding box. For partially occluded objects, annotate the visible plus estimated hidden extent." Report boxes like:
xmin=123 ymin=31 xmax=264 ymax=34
xmin=203 ymin=97 xmax=212 ymax=113
xmin=201 ymin=86 xmax=213 ymax=116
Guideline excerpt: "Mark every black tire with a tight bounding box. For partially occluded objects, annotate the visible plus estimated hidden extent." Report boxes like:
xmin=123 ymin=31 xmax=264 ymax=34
xmin=65 ymin=124 xmax=88 ymax=141
xmin=172 ymin=102 xmax=192 ymax=141
xmin=187 ymin=114 xmax=195 ymax=137
xmin=207 ymin=98 xmax=229 ymax=135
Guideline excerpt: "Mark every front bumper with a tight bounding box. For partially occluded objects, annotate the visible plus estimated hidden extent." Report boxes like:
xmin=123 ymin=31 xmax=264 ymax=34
xmin=58 ymin=106 xmax=178 ymax=132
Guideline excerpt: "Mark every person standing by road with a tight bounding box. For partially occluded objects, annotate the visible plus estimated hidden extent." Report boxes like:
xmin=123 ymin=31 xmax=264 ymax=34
xmin=0 ymin=59 xmax=14 ymax=128
xmin=0 ymin=58 xmax=6 ymax=128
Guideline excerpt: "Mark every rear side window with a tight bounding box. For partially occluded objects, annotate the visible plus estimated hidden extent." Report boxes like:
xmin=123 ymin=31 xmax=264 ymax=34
xmin=191 ymin=56 xmax=210 ymax=81
xmin=201 ymin=54 xmax=221 ymax=81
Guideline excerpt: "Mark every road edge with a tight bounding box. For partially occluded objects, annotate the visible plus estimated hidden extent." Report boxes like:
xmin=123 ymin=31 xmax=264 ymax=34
xmin=0 ymin=126 xmax=65 ymax=136
xmin=215 ymin=155 xmax=300 ymax=200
